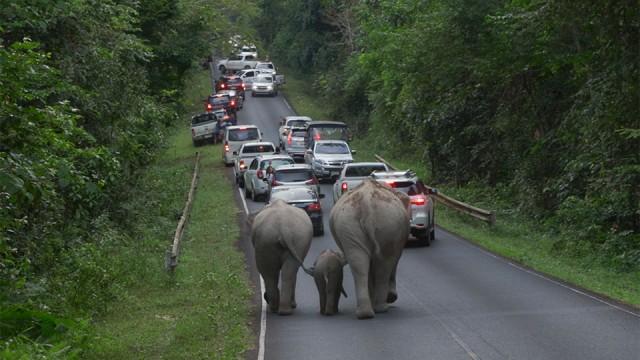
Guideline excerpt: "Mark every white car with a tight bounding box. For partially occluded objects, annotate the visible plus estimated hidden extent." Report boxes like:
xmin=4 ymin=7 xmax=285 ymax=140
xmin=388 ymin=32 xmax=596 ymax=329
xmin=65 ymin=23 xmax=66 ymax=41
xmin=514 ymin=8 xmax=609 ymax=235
xmin=304 ymin=140 xmax=355 ymax=181
xmin=239 ymin=45 xmax=257 ymax=58
xmin=236 ymin=69 xmax=261 ymax=88
xmin=255 ymin=62 xmax=276 ymax=75
xmin=251 ymin=73 xmax=278 ymax=97
xmin=243 ymin=154 xmax=295 ymax=201
xmin=371 ymin=170 xmax=437 ymax=246
xmin=332 ymin=162 xmax=390 ymax=202
xmin=222 ymin=125 xmax=262 ymax=166
xmin=233 ymin=142 xmax=278 ymax=187
xmin=278 ymin=116 xmax=312 ymax=149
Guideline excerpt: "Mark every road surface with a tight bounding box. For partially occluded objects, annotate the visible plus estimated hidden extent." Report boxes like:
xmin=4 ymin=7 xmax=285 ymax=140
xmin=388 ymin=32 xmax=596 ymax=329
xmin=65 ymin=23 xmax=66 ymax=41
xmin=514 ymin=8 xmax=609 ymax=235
xmin=231 ymin=91 xmax=640 ymax=360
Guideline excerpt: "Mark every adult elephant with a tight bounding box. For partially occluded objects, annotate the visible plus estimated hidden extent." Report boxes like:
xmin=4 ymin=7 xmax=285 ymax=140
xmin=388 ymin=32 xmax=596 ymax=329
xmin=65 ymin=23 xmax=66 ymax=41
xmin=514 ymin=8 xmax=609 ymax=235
xmin=251 ymin=199 xmax=313 ymax=315
xmin=329 ymin=179 xmax=410 ymax=319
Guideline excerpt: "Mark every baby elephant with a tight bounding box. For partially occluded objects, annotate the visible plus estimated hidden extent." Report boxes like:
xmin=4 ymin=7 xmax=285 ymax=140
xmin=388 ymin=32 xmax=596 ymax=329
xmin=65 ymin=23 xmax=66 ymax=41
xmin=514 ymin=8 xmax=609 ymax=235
xmin=313 ymin=249 xmax=347 ymax=315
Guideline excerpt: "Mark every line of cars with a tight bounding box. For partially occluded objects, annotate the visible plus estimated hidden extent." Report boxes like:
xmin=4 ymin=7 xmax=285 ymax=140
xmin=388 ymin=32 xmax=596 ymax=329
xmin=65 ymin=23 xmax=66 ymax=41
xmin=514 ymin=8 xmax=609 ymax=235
xmin=221 ymin=116 xmax=437 ymax=245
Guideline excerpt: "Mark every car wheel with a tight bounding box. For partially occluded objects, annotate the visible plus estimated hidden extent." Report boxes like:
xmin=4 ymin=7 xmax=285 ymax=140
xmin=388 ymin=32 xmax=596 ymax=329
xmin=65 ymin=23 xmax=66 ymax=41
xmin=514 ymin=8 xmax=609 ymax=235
xmin=313 ymin=222 xmax=324 ymax=236
xmin=415 ymin=230 xmax=431 ymax=247
xmin=252 ymin=92 xmax=256 ymax=97
xmin=430 ymin=228 xmax=435 ymax=242
xmin=192 ymin=139 xmax=198 ymax=147
xmin=219 ymin=65 xmax=226 ymax=72
xmin=245 ymin=186 xmax=250 ymax=199
xmin=244 ymin=65 xmax=251 ymax=69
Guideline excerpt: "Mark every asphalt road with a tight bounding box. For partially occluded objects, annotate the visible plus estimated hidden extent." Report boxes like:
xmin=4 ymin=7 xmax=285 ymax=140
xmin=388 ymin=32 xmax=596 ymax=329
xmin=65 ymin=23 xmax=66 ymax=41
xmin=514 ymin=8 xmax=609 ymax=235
xmin=233 ymin=92 xmax=640 ymax=360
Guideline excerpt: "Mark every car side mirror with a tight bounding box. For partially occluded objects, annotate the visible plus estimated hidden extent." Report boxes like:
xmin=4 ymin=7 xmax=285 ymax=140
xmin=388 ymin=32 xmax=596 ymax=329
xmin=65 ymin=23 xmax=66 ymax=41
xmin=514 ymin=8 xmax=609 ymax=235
xmin=232 ymin=151 xmax=238 ymax=156
xmin=318 ymin=193 xmax=325 ymax=199
xmin=351 ymin=149 xmax=357 ymax=154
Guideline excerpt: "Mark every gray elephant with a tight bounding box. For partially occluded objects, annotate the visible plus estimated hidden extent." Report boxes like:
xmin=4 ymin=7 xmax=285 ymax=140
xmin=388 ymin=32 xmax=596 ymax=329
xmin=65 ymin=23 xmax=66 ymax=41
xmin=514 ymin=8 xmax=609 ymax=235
xmin=251 ymin=199 xmax=313 ymax=315
xmin=329 ymin=179 xmax=410 ymax=319
xmin=312 ymin=249 xmax=347 ymax=315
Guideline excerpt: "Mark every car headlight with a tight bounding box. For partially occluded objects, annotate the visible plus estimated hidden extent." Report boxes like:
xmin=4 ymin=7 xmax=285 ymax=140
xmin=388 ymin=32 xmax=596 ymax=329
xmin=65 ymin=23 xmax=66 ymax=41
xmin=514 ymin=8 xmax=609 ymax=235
xmin=252 ymin=85 xmax=258 ymax=90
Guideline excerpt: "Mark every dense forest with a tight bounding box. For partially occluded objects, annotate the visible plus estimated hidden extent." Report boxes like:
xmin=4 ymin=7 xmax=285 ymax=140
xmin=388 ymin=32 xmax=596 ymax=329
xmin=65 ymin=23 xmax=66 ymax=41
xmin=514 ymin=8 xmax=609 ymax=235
xmin=258 ymin=0 xmax=639 ymax=269
xmin=0 ymin=0 xmax=258 ymax=356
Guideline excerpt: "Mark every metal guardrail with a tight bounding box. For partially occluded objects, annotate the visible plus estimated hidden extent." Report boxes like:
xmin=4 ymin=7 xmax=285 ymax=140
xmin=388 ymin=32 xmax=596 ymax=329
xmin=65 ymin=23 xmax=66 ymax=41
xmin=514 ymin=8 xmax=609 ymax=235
xmin=374 ymin=154 xmax=496 ymax=226
xmin=166 ymin=152 xmax=201 ymax=271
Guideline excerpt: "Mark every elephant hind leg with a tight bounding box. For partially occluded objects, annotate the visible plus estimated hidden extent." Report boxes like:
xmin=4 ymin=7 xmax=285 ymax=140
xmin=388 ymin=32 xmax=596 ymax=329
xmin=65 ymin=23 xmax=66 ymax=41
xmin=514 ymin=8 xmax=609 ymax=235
xmin=347 ymin=252 xmax=374 ymax=319
xmin=314 ymin=275 xmax=327 ymax=315
xmin=372 ymin=260 xmax=394 ymax=313
xmin=278 ymin=256 xmax=299 ymax=315
xmin=262 ymin=275 xmax=280 ymax=314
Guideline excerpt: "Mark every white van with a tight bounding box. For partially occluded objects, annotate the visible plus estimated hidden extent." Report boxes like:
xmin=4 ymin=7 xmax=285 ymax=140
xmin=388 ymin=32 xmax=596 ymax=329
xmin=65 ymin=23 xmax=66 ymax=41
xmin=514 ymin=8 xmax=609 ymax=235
xmin=223 ymin=125 xmax=263 ymax=166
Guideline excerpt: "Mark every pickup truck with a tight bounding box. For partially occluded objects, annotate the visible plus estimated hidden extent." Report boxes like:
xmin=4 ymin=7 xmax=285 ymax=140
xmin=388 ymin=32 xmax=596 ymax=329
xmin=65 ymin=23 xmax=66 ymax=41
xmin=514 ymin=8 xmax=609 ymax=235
xmin=233 ymin=142 xmax=278 ymax=187
xmin=217 ymin=54 xmax=259 ymax=72
xmin=191 ymin=112 xmax=220 ymax=146
xmin=304 ymin=139 xmax=355 ymax=181
xmin=331 ymin=162 xmax=390 ymax=203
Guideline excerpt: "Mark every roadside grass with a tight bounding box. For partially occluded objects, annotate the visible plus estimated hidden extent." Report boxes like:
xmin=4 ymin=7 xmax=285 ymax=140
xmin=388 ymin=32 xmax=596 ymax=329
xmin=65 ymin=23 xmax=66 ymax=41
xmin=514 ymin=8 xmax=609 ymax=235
xmin=281 ymin=71 xmax=640 ymax=308
xmin=87 ymin=69 xmax=253 ymax=359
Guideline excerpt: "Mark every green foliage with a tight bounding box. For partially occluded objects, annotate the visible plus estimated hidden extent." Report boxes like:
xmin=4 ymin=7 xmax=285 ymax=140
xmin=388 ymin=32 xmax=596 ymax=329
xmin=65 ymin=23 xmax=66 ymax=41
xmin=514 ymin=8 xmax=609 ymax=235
xmin=258 ymin=0 xmax=640 ymax=269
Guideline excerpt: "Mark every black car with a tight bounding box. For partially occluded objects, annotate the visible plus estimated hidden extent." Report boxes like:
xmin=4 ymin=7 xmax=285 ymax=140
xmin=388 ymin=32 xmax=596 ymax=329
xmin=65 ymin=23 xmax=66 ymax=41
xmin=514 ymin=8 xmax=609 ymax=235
xmin=215 ymin=75 xmax=246 ymax=98
xmin=304 ymin=121 xmax=351 ymax=150
xmin=268 ymin=186 xmax=325 ymax=236
xmin=206 ymin=94 xmax=237 ymax=121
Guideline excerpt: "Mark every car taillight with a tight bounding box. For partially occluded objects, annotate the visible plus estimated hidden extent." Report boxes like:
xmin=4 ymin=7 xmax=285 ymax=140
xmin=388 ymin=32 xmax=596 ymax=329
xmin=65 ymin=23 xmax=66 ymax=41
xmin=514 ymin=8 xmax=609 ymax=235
xmin=241 ymin=83 xmax=246 ymax=90
xmin=314 ymin=133 xmax=321 ymax=141
xmin=287 ymin=133 xmax=292 ymax=145
xmin=411 ymin=195 xmax=426 ymax=206
xmin=307 ymin=203 xmax=321 ymax=212
xmin=221 ymin=83 xmax=226 ymax=89
xmin=224 ymin=142 xmax=229 ymax=152
xmin=257 ymin=169 xmax=264 ymax=179
xmin=239 ymin=160 xmax=246 ymax=170
xmin=386 ymin=181 xmax=396 ymax=188
xmin=223 ymin=115 xmax=230 ymax=121
xmin=230 ymin=100 xmax=236 ymax=107
xmin=206 ymin=103 xmax=213 ymax=111
xmin=341 ymin=182 xmax=348 ymax=193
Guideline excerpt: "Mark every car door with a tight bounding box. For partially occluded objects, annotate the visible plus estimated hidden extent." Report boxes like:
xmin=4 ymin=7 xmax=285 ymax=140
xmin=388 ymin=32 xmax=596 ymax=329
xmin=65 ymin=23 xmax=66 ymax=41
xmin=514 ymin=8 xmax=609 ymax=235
xmin=227 ymin=55 xmax=243 ymax=69
xmin=245 ymin=158 xmax=259 ymax=191
xmin=242 ymin=70 xmax=256 ymax=86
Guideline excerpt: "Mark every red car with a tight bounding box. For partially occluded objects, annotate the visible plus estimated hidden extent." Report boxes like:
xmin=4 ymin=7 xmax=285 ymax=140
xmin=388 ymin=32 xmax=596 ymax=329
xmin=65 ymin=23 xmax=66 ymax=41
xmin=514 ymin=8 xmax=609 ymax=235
xmin=215 ymin=75 xmax=246 ymax=98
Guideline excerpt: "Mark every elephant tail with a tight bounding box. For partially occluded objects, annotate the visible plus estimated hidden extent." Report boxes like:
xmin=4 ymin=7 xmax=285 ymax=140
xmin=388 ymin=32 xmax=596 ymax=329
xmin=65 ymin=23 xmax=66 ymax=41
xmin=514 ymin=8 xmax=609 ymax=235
xmin=279 ymin=234 xmax=315 ymax=277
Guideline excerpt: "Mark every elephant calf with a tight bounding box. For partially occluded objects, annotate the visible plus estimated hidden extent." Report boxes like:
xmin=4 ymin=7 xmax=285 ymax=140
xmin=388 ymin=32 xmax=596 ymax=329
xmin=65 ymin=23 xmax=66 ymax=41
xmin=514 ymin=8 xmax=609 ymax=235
xmin=251 ymin=199 xmax=313 ymax=315
xmin=313 ymin=249 xmax=347 ymax=315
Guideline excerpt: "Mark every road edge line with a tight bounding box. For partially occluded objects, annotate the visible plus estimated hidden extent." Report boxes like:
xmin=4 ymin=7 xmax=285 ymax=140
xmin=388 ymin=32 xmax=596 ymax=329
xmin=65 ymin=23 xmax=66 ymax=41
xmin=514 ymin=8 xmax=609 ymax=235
xmin=237 ymin=187 xmax=267 ymax=360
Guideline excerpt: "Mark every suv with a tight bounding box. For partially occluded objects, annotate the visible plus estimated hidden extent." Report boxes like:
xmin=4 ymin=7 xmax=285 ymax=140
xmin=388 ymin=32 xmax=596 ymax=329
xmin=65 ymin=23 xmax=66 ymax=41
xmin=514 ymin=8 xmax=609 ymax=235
xmin=255 ymin=61 xmax=276 ymax=75
xmin=215 ymin=75 xmax=246 ymax=97
xmin=268 ymin=164 xmax=320 ymax=199
xmin=304 ymin=121 xmax=351 ymax=150
xmin=251 ymin=73 xmax=277 ymax=97
xmin=222 ymin=125 xmax=262 ymax=166
xmin=217 ymin=89 xmax=243 ymax=110
xmin=206 ymin=93 xmax=237 ymax=120
xmin=243 ymin=154 xmax=295 ymax=201
xmin=279 ymin=116 xmax=312 ymax=148
xmin=370 ymin=170 xmax=437 ymax=246
xmin=233 ymin=142 xmax=277 ymax=187
xmin=305 ymin=140 xmax=354 ymax=181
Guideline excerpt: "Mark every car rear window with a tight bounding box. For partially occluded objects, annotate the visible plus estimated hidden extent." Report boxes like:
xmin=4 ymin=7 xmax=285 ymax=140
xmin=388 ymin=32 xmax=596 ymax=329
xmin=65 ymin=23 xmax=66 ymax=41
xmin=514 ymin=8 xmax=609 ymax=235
xmin=384 ymin=181 xmax=421 ymax=195
xmin=257 ymin=76 xmax=273 ymax=82
xmin=310 ymin=127 xmax=349 ymax=141
xmin=191 ymin=113 xmax=217 ymax=125
xmin=257 ymin=63 xmax=274 ymax=69
xmin=291 ymin=130 xmax=306 ymax=138
xmin=209 ymin=97 xmax=229 ymax=105
xmin=228 ymin=128 xmax=259 ymax=141
xmin=271 ymin=188 xmax=317 ymax=202
xmin=242 ymin=144 xmax=275 ymax=153
xmin=227 ymin=78 xmax=243 ymax=85
xmin=275 ymin=169 xmax=314 ymax=182
xmin=260 ymin=159 xmax=294 ymax=169
xmin=316 ymin=143 xmax=349 ymax=154
xmin=288 ymin=120 xmax=309 ymax=127
xmin=345 ymin=165 xmax=387 ymax=177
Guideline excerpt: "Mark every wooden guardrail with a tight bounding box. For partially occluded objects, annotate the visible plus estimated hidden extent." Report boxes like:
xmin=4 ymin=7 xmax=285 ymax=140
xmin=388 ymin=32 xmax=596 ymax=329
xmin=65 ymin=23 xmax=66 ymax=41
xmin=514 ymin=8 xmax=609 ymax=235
xmin=374 ymin=154 xmax=496 ymax=225
xmin=166 ymin=152 xmax=201 ymax=271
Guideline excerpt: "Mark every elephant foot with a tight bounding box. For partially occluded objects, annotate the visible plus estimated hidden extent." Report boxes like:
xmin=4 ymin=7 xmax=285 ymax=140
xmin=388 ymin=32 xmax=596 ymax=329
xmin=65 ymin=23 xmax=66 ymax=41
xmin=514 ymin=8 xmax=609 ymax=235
xmin=374 ymin=303 xmax=389 ymax=313
xmin=356 ymin=307 xmax=375 ymax=319
xmin=387 ymin=291 xmax=398 ymax=303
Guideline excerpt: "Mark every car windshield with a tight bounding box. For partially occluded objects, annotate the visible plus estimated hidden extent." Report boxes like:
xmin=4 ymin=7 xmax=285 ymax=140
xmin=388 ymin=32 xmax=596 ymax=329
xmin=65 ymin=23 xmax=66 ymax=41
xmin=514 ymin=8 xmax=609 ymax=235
xmin=228 ymin=128 xmax=259 ymax=141
xmin=257 ymin=76 xmax=273 ymax=82
xmin=345 ymin=165 xmax=387 ymax=177
xmin=257 ymin=63 xmax=274 ymax=69
xmin=271 ymin=188 xmax=317 ymax=202
xmin=275 ymin=169 xmax=313 ymax=182
xmin=316 ymin=143 xmax=349 ymax=154
xmin=242 ymin=144 xmax=275 ymax=153
xmin=260 ymin=159 xmax=293 ymax=169
xmin=310 ymin=126 xmax=349 ymax=141
xmin=191 ymin=113 xmax=217 ymax=125
xmin=288 ymin=120 xmax=308 ymax=127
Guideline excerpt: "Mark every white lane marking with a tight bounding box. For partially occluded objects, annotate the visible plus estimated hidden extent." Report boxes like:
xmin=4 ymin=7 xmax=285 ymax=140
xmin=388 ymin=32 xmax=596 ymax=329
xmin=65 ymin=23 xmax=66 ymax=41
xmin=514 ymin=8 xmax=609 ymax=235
xmin=258 ymin=276 xmax=267 ymax=360
xmin=237 ymin=187 xmax=268 ymax=360
xmin=282 ymin=97 xmax=293 ymax=112
xmin=438 ymin=228 xmax=640 ymax=318
xmin=399 ymin=281 xmax=481 ymax=360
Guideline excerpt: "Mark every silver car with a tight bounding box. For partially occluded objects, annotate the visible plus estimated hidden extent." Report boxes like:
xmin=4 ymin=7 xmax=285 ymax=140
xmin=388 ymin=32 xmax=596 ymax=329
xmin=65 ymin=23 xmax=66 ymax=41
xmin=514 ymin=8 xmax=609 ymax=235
xmin=251 ymin=73 xmax=277 ymax=97
xmin=304 ymin=140 xmax=355 ymax=181
xmin=243 ymin=154 xmax=295 ymax=201
xmin=267 ymin=164 xmax=320 ymax=201
xmin=371 ymin=170 xmax=437 ymax=246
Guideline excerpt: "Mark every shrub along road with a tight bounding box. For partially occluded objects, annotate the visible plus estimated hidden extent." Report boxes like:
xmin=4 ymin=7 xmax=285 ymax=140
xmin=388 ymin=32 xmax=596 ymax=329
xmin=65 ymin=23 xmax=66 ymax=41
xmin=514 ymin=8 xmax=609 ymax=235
xmin=233 ymin=79 xmax=640 ymax=360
